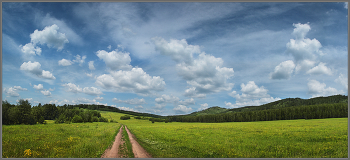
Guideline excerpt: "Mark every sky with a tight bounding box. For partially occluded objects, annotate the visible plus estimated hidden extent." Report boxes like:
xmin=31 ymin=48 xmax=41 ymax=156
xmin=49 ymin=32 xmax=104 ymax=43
xmin=2 ymin=2 xmax=348 ymax=116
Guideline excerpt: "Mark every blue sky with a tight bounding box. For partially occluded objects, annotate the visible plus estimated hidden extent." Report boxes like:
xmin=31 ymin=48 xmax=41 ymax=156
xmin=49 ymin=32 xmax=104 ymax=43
xmin=2 ymin=2 xmax=348 ymax=115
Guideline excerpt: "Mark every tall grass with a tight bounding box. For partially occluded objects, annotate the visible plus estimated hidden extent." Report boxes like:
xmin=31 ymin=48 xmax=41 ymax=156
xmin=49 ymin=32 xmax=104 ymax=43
xmin=2 ymin=122 xmax=120 ymax=158
xmin=121 ymin=118 xmax=348 ymax=158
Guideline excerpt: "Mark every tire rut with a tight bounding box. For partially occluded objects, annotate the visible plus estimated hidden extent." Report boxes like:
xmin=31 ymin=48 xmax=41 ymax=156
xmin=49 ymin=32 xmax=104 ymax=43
xmin=124 ymin=126 xmax=152 ymax=158
xmin=101 ymin=125 xmax=124 ymax=158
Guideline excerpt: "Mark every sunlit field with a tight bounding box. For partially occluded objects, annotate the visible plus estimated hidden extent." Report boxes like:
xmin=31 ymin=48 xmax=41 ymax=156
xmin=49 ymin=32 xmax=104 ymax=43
xmin=2 ymin=122 xmax=120 ymax=158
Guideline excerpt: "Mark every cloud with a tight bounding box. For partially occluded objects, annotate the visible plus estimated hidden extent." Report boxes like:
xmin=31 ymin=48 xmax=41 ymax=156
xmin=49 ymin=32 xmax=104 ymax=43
xmin=62 ymin=83 xmax=82 ymax=93
xmin=294 ymin=59 xmax=316 ymax=73
xmin=306 ymin=62 xmax=332 ymax=75
xmin=197 ymin=103 xmax=209 ymax=111
xmin=33 ymin=84 xmax=44 ymax=90
xmin=96 ymin=49 xmax=132 ymax=70
xmin=30 ymin=24 xmax=69 ymax=51
xmin=107 ymin=45 xmax=112 ymax=50
xmin=227 ymin=81 xmax=281 ymax=108
xmin=95 ymin=96 xmax=104 ymax=101
xmin=58 ymin=59 xmax=73 ymax=66
xmin=19 ymin=42 xmax=42 ymax=56
xmin=112 ymin=97 xmax=146 ymax=105
xmin=173 ymin=105 xmax=193 ymax=114
xmin=344 ymin=2 xmax=348 ymax=9
xmin=41 ymin=90 xmax=51 ymax=96
xmin=153 ymin=37 xmax=234 ymax=98
xmin=73 ymin=55 xmax=86 ymax=66
xmin=4 ymin=86 xmax=27 ymax=97
xmin=117 ymin=106 xmax=136 ymax=112
xmin=95 ymin=67 xmax=165 ymax=96
xmin=86 ymin=73 xmax=93 ymax=77
xmin=82 ymin=87 xmax=103 ymax=96
xmin=335 ymin=73 xmax=348 ymax=90
xmin=307 ymin=79 xmax=344 ymax=98
xmin=20 ymin=61 xmax=56 ymax=80
xmin=88 ymin=61 xmax=95 ymax=70
xmin=178 ymin=98 xmax=195 ymax=106
xmin=155 ymin=94 xmax=180 ymax=104
xmin=270 ymin=60 xmax=295 ymax=80
xmin=286 ymin=23 xmax=323 ymax=63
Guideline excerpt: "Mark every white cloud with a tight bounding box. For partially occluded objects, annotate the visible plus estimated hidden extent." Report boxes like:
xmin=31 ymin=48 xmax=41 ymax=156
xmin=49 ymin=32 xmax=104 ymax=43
xmin=173 ymin=105 xmax=193 ymax=114
xmin=19 ymin=42 xmax=42 ymax=55
xmin=197 ymin=103 xmax=209 ymax=111
xmin=86 ymin=73 xmax=93 ymax=77
xmin=95 ymin=68 xmax=165 ymax=96
xmin=307 ymin=79 xmax=344 ymax=98
xmin=117 ymin=106 xmax=136 ymax=112
xmin=41 ymin=90 xmax=51 ymax=96
xmin=49 ymin=88 xmax=55 ymax=91
xmin=306 ymin=62 xmax=332 ymax=75
xmin=270 ymin=60 xmax=295 ymax=80
xmin=112 ymin=97 xmax=146 ymax=105
xmin=33 ymin=84 xmax=44 ymax=90
xmin=107 ymin=45 xmax=112 ymax=50
xmin=58 ymin=59 xmax=73 ymax=66
xmin=20 ymin=61 xmax=56 ymax=80
xmin=155 ymin=94 xmax=179 ymax=104
xmin=30 ymin=24 xmax=69 ymax=51
xmin=178 ymin=98 xmax=195 ymax=106
xmin=62 ymin=83 xmax=82 ymax=93
xmin=228 ymin=81 xmax=281 ymax=108
xmin=335 ymin=73 xmax=348 ymax=90
xmin=295 ymin=59 xmax=316 ymax=73
xmin=95 ymin=96 xmax=104 ymax=101
xmin=88 ymin=61 xmax=95 ymax=70
xmin=73 ymin=55 xmax=86 ymax=66
xmin=4 ymin=86 xmax=27 ymax=97
xmin=152 ymin=37 xmax=234 ymax=98
xmin=152 ymin=37 xmax=201 ymax=64
xmin=286 ymin=23 xmax=324 ymax=63
xmin=82 ymin=87 xmax=103 ymax=96
xmin=344 ymin=2 xmax=348 ymax=9
xmin=96 ymin=49 xmax=132 ymax=70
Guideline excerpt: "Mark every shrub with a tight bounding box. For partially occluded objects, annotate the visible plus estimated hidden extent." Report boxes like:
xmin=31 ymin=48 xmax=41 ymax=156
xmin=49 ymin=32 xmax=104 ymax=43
xmin=72 ymin=115 xmax=83 ymax=123
xmin=91 ymin=116 xmax=99 ymax=122
xmin=38 ymin=116 xmax=45 ymax=124
xmin=134 ymin=116 xmax=141 ymax=119
xmin=98 ymin=117 xmax=108 ymax=122
xmin=120 ymin=115 xmax=131 ymax=120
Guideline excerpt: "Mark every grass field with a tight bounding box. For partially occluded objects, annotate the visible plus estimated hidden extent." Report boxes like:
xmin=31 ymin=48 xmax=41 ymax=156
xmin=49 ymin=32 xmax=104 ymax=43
xmin=112 ymin=113 xmax=348 ymax=158
xmin=2 ymin=121 xmax=120 ymax=158
xmin=2 ymin=110 xmax=348 ymax=158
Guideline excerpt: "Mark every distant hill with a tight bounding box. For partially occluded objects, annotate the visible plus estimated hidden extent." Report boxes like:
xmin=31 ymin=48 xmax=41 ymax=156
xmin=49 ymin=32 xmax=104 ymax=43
xmin=186 ymin=106 xmax=228 ymax=116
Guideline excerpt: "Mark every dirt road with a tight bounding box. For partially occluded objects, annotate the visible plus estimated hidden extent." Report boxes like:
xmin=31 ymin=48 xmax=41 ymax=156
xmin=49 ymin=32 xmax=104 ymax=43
xmin=101 ymin=125 xmax=123 ymax=158
xmin=101 ymin=124 xmax=152 ymax=158
xmin=124 ymin=126 xmax=152 ymax=158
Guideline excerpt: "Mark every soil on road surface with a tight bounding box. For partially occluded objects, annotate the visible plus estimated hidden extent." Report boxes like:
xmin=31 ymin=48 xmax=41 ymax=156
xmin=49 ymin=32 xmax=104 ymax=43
xmin=101 ymin=125 xmax=123 ymax=158
xmin=125 ymin=126 xmax=152 ymax=158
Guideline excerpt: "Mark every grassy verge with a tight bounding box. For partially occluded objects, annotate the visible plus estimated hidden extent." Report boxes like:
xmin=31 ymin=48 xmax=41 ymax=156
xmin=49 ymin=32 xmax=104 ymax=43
xmin=2 ymin=122 xmax=120 ymax=158
xmin=119 ymin=125 xmax=134 ymax=158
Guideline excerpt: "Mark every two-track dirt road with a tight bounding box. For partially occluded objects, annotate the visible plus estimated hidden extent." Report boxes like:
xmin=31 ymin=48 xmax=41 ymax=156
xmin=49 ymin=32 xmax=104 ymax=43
xmin=101 ymin=125 xmax=152 ymax=158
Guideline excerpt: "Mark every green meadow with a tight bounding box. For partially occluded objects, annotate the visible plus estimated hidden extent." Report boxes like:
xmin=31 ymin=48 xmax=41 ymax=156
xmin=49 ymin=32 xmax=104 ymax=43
xmin=2 ymin=109 xmax=348 ymax=158
xmin=2 ymin=121 xmax=120 ymax=158
xmin=113 ymin=112 xmax=348 ymax=158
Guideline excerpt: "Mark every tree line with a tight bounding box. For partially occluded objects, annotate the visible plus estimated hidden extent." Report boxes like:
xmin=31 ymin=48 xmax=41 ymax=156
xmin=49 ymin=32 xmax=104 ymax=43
xmin=167 ymin=102 xmax=348 ymax=123
xmin=2 ymin=100 xmax=109 ymax=125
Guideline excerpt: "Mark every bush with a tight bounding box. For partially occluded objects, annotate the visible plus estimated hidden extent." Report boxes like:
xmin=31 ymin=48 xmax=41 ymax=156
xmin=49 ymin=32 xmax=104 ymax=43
xmin=91 ymin=116 xmax=99 ymax=122
xmin=110 ymin=119 xmax=114 ymax=123
xmin=72 ymin=115 xmax=83 ymax=123
xmin=134 ymin=116 xmax=141 ymax=119
xmin=120 ymin=115 xmax=131 ymax=120
xmin=55 ymin=114 xmax=66 ymax=124
xmin=38 ymin=116 xmax=45 ymax=124
xmin=98 ymin=117 xmax=108 ymax=122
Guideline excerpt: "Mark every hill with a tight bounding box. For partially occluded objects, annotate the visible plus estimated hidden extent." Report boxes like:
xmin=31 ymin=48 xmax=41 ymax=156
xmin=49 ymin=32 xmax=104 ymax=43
xmin=186 ymin=106 xmax=228 ymax=116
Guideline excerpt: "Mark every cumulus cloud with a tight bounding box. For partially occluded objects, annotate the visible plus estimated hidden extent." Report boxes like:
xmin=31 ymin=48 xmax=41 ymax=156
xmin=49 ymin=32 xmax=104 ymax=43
xmin=345 ymin=2 xmax=348 ymax=9
xmin=173 ymin=105 xmax=193 ymax=114
xmin=96 ymin=49 xmax=132 ymax=70
xmin=306 ymin=62 xmax=332 ymax=75
xmin=73 ymin=55 xmax=87 ymax=66
xmin=30 ymin=24 xmax=69 ymax=51
xmin=95 ymin=96 xmax=104 ymax=101
xmin=308 ymin=79 xmax=344 ymax=98
xmin=178 ymin=98 xmax=195 ymax=106
xmin=4 ymin=86 xmax=27 ymax=97
xmin=270 ymin=60 xmax=295 ymax=80
xmin=117 ymin=106 xmax=136 ymax=112
xmin=41 ymin=90 xmax=51 ymax=96
xmin=20 ymin=61 xmax=56 ymax=80
xmin=152 ymin=37 xmax=234 ymax=98
xmin=88 ymin=61 xmax=95 ymax=70
xmin=58 ymin=59 xmax=73 ymax=66
xmin=197 ymin=103 xmax=209 ymax=111
xmin=335 ymin=73 xmax=348 ymax=90
xmin=112 ymin=97 xmax=146 ymax=105
xmin=82 ymin=87 xmax=103 ymax=96
xmin=107 ymin=45 xmax=112 ymax=50
xmin=152 ymin=37 xmax=201 ymax=64
xmin=227 ymin=81 xmax=281 ymax=108
xmin=294 ymin=59 xmax=316 ymax=73
xmin=62 ymin=83 xmax=82 ymax=93
xmin=95 ymin=67 xmax=165 ymax=96
xmin=33 ymin=84 xmax=44 ymax=90
xmin=19 ymin=42 xmax=42 ymax=56
xmin=86 ymin=73 xmax=93 ymax=77
xmin=286 ymin=23 xmax=324 ymax=62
